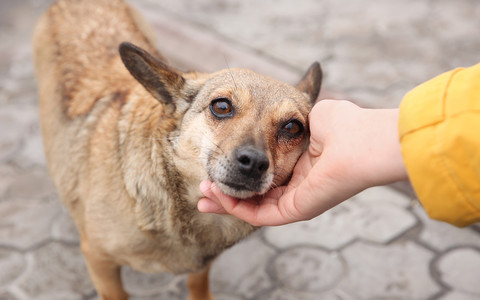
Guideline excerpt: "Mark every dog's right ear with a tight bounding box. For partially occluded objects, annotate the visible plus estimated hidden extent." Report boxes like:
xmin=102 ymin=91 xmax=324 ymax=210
xmin=119 ymin=42 xmax=185 ymax=108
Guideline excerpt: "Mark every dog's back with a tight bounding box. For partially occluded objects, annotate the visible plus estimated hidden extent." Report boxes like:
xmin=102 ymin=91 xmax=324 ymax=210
xmin=33 ymin=0 xmax=159 ymax=119
xmin=33 ymin=0 xmax=161 ymax=213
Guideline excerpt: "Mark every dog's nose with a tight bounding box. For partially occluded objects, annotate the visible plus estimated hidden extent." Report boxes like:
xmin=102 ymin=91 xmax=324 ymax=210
xmin=236 ymin=147 xmax=270 ymax=178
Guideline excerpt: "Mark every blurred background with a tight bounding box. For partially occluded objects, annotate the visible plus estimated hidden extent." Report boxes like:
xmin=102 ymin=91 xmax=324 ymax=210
xmin=1 ymin=0 xmax=479 ymax=299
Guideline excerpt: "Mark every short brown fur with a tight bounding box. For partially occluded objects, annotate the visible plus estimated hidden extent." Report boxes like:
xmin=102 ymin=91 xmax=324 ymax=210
xmin=33 ymin=0 xmax=321 ymax=299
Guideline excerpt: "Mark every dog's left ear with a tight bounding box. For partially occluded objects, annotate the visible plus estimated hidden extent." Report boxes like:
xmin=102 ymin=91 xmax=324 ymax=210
xmin=296 ymin=62 xmax=322 ymax=104
xmin=119 ymin=42 xmax=187 ymax=109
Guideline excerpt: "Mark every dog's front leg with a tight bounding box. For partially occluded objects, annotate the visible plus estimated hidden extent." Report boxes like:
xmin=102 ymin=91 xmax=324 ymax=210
xmin=81 ymin=237 xmax=128 ymax=300
xmin=187 ymin=264 xmax=214 ymax=300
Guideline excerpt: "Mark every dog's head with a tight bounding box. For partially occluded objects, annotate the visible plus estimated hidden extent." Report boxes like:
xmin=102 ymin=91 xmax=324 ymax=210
xmin=120 ymin=42 xmax=321 ymax=199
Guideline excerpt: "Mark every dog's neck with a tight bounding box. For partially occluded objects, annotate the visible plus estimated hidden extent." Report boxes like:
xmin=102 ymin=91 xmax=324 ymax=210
xmin=118 ymin=91 xmax=205 ymax=233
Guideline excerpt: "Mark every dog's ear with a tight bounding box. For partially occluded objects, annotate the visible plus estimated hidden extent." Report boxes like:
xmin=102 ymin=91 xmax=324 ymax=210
xmin=119 ymin=42 xmax=186 ymax=107
xmin=296 ymin=62 xmax=322 ymax=104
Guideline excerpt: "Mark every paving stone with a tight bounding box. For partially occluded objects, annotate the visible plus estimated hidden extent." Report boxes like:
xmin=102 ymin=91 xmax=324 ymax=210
xmin=259 ymin=288 xmax=354 ymax=300
xmin=319 ymin=0 xmax=463 ymax=108
xmin=263 ymin=203 xmax=357 ymax=250
xmin=51 ymin=209 xmax=80 ymax=244
xmin=212 ymin=295 xmax=245 ymax=300
xmin=271 ymin=247 xmax=345 ymax=293
xmin=7 ymin=50 xmax=35 ymax=83
xmin=28 ymin=291 xmax=88 ymax=300
xmin=0 ymin=291 xmax=16 ymax=300
xmin=351 ymin=203 xmax=417 ymax=244
xmin=354 ymin=186 xmax=412 ymax=208
xmin=0 ymin=104 xmax=38 ymax=135
xmin=16 ymin=242 xmax=94 ymax=299
xmin=473 ymin=224 xmax=480 ymax=232
xmin=0 ymin=248 xmax=26 ymax=288
xmin=338 ymin=241 xmax=440 ymax=299
xmin=265 ymin=192 xmax=417 ymax=249
xmin=0 ymin=112 xmax=23 ymax=162
xmin=126 ymin=275 xmax=187 ymax=300
xmin=414 ymin=206 xmax=480 ymax=251
xmin=3 ymin=48 xmax=38 ymax=107
xmin=122 ymin=266 xmax=176 ymax=296
xmin=0 ymin=165 xmax=16 ymax=201
xmin=129 ymin=291 xmax=185 ymax=300
xmin=0 ymin=197 xmax=60 ymax=250
xmin=15 ymin=133 xmax=47 ymax=168
xmin=6 ymin=168 xmax=56 ymax=200
xmin=435 ymin=248 xmax=480 ymax=295
xmin=210 ymin=234 xmax=275 ymax=299
xmin=321 ymin=0 xmax=431 ymax=41
xmin=438 ymin=291 xmax=480 ymax=300
xmin=148 ymin=0 xmax=327 ymax=70
xmin=428 ymin=0 xmax=480 ymax=70
xmin=136 ymin=2 xmax=302 ymax=85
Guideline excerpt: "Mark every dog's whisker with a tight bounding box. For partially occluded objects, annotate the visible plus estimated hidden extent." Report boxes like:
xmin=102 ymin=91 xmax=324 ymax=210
xmin=210 ymin=142 xmax=225 ymax=156
xmin=223 ymin=56 xmax=239 ymax=94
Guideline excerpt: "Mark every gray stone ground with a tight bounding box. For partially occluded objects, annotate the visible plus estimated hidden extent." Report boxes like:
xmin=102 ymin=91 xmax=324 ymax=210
xmin=1 ymin=0 xmax=480 ymax=299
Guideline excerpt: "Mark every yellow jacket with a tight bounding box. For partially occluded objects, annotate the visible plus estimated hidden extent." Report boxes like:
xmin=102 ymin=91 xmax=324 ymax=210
xmin=399 ymin=63 xmax=480 ymax=227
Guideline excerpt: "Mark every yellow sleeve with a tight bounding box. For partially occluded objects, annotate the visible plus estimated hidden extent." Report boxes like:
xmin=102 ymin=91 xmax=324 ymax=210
xmin=399 ymin=63 xmax=480 ymax=227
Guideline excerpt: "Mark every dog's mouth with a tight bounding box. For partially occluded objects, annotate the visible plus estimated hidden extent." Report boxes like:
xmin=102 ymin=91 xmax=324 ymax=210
xmin=214 ymin=180 xmax=265 ymax=199
xmin=222 ymin=181 xmax=251 ymax=192
xmin=211 ymin=170 xmax=274 ymax=199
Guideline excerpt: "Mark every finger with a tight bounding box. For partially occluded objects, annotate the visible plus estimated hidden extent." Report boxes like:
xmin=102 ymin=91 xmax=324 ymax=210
xmin=208 ymin=183 xmax=242 ymax=213
xmin=210 ymin=184 xmax=298 ymax=226
xmin=198 ymin=180 xmax=227 ymax=213
xmin=288 ymin=149 xmax=356 ymax=219
xmin=199 ymin=180 xmax=215 ymax=197
xmin=197 ymin=198 xmax=228 ymax=214
xmin=200 ymin=181 xmax=301 ymax=226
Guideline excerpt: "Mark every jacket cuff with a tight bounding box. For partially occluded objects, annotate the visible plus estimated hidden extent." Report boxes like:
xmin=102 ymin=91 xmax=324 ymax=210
xmin=399 ymin=67 xmax=480 ymax=227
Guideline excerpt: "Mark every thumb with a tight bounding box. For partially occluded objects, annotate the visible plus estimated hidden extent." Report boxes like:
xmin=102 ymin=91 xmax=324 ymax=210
xmin=291 ymin=148 xmax=366 ymax=220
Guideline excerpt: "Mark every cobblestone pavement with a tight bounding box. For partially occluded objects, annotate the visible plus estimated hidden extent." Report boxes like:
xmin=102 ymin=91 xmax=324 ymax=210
xmin=1 ymin=0 xmax=480 ymax=299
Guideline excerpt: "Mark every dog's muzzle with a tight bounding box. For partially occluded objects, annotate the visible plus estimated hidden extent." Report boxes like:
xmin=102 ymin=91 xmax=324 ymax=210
xmin=209 ymin=145 xmax=273 ymax=198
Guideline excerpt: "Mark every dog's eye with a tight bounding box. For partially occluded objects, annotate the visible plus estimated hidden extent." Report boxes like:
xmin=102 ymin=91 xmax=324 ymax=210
xmin=210 ymin=98 xmax=233 ymax=118
xmin=281 ymin=120 xmax=304 ymax=138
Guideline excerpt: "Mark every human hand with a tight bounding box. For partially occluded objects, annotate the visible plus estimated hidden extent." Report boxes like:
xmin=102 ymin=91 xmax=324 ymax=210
xmin=198 ymin=100 xmax=408 ymax=226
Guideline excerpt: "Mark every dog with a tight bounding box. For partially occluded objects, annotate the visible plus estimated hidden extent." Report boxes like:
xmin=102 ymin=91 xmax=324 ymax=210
xmin=33 ymin=0 xmax=322 ymax=299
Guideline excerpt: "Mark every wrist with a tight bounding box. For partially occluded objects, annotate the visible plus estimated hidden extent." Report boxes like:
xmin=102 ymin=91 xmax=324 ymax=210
xmin=362 ymin=108 xmax=408 ymax=186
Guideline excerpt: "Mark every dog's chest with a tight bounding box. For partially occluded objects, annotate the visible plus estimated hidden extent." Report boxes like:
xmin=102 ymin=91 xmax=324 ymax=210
xmin=124 ymin=212 xmax=255 ymax=274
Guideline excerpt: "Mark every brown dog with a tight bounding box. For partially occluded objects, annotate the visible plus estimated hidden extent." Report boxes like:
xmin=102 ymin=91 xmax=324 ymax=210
xmin=33 ymin=0 xmax=321 ymax=299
